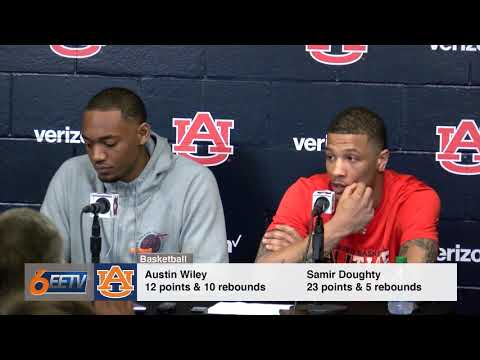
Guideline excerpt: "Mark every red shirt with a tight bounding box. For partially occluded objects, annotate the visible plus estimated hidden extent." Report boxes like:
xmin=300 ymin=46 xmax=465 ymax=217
xmin=268 ymin=170 xmax=440 ymax=263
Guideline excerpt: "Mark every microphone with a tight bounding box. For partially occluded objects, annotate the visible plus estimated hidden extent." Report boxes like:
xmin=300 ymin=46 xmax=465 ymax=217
xmin=302 ymin=191 xmax=335 ymax=263
xmin=311 ymin=194 xmax=332 ymax=262
xmin=312 ymin=196 xmax=330 ymax=216
xmin=82 ymin=198 xmax=111 ymax=215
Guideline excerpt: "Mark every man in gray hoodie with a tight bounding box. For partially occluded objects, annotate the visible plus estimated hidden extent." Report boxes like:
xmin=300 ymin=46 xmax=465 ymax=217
xmin=41 ymin=87 xmax=229 ymax=264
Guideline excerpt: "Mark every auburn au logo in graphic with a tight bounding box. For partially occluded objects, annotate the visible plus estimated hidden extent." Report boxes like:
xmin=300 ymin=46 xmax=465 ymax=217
xmin=96 ymin=265 xmax=136 ymax=299
xmin=306 ymin=45 xmax=368 ymax=65
xmin=50 ymin=45 xmax=105 ymax=59
xmin=436 ymin=119 xmax=480 ymax=175
xmin=172 ymin=112 xmax=234 ymax=167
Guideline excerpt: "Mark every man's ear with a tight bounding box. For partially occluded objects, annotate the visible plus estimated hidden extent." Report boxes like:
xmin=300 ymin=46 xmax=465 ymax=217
xmin=377 ymin=149 xmax=390 ymax=172
xmin=137 ymin=122 xmax=151 ymax=145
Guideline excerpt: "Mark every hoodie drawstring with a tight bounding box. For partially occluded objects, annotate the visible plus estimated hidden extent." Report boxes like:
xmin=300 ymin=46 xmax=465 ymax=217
xmin=133 ymin=183 xmax=138 ymax=262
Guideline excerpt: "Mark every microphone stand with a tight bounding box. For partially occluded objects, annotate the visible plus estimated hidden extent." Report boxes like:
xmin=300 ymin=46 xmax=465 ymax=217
xmin=83 ymin=198 xmax=110 ymax=264
xmin=90 ymin=213 xmax=102 ymax=264
xmin=312 ymin=215 xmax=325 ymax=263
xmin=307 ymin=213 xmax=347 ymax=315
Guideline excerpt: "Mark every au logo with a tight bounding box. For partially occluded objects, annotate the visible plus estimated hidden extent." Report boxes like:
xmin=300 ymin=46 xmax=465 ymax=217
xmin=50 ymin=45 xmax=105 ymax=59
xmin=95 ymin=264 xmax=136 ymax=300
xmin=436 ymin=119 xmax=480 ymax=175
xmin=172 ymin=112 xmax=234 ymax=167
xmin=306 ymin=45 xmax=368 ymax=65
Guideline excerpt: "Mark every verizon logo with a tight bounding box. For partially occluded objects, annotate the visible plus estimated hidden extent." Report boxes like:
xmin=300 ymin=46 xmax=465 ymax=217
xmin=227 ymin=235 xmax=242 ymax=254
xmin=431 ymin=45 xmax=480 ymax=52
xmin=293 ymin=137 xmax=327 ymax=152
xmin=34 ymin=127 xmax=84 ymax=144
xmin=438 ymin=245 xmax=480 ymax=263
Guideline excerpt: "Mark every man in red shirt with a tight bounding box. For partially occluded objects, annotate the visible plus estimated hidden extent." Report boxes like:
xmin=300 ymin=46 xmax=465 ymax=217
xmin=256 ymin=107 xmax=440 ymax=264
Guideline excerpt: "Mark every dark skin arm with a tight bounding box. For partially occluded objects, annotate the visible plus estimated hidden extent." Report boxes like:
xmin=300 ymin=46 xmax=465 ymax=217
xmin=256 ymin=235 xmax=439 ymax=263
xmin=255 ymin=225 xmax=311 ymax=263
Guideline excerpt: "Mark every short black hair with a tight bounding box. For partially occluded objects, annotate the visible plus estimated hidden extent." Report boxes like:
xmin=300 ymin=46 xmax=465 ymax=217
xmin=85 ymin=87 xmax=147 ymax=123
xmin=327 ymin=106 xmax=387 ymax=150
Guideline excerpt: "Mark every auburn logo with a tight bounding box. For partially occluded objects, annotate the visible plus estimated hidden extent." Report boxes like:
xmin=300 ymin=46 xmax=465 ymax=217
xmin=96 ymin=265 xmax=135 ymax=299
xmin=172 ymin=112 xmax=234 ymax=167
xmin=436 ymin=119 xmax=480 ymax=175
xmin=50 ymin=45 xmax=105 ymax=59
xmin=306 ymin=45 xmax=368 ymax=65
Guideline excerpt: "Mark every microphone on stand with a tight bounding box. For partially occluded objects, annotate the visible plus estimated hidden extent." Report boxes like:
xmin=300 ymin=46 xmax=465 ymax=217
xmin=311 ymin=196 xmax=330 ymax=263
xmin=82 ymin=198 xmax=110 ymax=215
xmin=306 ymin=192 xmax=348 ymax=315
xmin=82 ymin=198 xmax=110 ymax=264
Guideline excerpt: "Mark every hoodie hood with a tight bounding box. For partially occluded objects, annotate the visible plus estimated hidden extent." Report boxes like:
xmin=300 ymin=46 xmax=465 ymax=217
xmin=103 ymin=131 xmax=174 ymax=204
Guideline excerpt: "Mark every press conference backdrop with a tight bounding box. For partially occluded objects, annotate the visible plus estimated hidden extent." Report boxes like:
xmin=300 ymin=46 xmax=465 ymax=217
xmin=0 ymin=45 xmax=479 ymax=288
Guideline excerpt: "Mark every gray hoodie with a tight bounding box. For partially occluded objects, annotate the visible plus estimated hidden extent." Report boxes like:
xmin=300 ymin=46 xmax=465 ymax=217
xmin=41 ymin=132 xmax=229 ymax=263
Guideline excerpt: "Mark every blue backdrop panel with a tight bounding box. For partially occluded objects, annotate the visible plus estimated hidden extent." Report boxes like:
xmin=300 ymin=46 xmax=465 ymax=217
xmin=140 ymin=77 xmax=203 ymax=138
xmin=203 ymin=80 xmax=270 ymax=146
xmin=0 ymin=74 xmax=10 ymax=136
xmin=0 ymin=45 xmax=478 ymax=295
xmin=0 ymin=141 xmax=73 ymax=203
xmin=467 ymin=50 xmax=480 ymax=85
xmin=270 ymin=82 xmax=403 ymax=149
xmin=12 ymin=75 xmax=140 ymax=137
xmin=206 ymin=45 xmax=338 ymax=81
xmin=439 ymin=221 xmax=480 ymax=287
xmin=334 ymin=45 xmax=469 ymax=85
xmin=404 ymin=86 xmax=480 ymax=151
xmin=76 ymin=45 xmax=205 ymax=77
xmin=0 ymin=45 xmax=75 ymax=73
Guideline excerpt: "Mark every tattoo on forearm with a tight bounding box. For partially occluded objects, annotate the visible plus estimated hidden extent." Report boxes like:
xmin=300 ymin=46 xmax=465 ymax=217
xmin=399 ymin=238 xmax=438 ymax=263
xmin=255 ymin=243 xmax=269 ymax=262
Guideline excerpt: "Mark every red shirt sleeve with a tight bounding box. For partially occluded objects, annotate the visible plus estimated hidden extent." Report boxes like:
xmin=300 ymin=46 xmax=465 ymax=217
xmin=267 ymin=178 xmax=311 ymax=239
xmin=397 ymin=188 xmax=441 ymax=246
